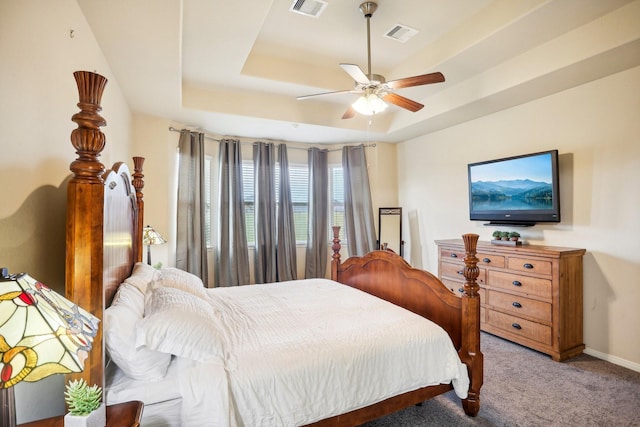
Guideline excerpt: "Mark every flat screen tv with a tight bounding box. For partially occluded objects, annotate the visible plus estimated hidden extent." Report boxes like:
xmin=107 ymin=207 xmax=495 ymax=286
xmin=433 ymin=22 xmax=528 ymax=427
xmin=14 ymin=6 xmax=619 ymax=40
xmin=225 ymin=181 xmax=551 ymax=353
xmin=468 ymin=150 xmax=560 ymax=226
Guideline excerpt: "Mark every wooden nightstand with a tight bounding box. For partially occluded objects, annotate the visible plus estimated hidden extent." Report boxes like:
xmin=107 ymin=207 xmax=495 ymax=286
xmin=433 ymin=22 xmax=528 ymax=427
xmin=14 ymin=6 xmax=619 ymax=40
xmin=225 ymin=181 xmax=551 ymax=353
xmin=18 ymin=400 xmax=144 ymax=427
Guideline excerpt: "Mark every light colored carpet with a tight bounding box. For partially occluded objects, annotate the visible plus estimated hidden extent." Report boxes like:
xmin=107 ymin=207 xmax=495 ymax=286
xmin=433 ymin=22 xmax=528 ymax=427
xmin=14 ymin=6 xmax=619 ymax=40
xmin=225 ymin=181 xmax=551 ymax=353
xmin=363 ymin=332 xmax=640 ymax=426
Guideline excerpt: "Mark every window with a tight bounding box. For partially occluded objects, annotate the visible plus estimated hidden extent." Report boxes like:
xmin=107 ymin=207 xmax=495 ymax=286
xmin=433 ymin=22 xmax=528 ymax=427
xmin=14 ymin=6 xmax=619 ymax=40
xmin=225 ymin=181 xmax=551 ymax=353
xmin=204 ymin=156 xmax=345 ymax=247
xmin=242 ymin=161 xmax=310 ymax=245
xmin=242 ymin=163 xmax=255 ymax=244
xmin=289 ymin=164 xmax=310 ymax=244
xmin=204 ymin=156 xmax=212 ymax=247
xmin=329 ymin=165 xmax=346 ymax=243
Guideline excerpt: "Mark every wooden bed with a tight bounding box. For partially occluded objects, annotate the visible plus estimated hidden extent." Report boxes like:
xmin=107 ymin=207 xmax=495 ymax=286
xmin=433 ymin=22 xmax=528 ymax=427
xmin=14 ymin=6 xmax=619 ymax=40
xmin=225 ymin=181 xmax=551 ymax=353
xmin=64 ymin=71 xmax=483 ymax=425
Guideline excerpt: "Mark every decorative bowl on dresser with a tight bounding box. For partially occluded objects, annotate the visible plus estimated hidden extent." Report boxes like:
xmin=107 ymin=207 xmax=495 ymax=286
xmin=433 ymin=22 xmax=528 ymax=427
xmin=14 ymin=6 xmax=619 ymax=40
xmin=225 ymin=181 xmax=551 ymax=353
xmin=436 ymin=239 xmax=586 ymax=362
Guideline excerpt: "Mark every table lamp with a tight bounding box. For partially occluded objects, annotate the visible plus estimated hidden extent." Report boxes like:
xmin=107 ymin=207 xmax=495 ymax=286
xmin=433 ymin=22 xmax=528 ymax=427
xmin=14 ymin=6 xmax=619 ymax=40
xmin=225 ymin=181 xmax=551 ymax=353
xmin=0 ymin=268 xmax=99 ymax=427
xmin=142 ymin=225 xmax=166 ymax=265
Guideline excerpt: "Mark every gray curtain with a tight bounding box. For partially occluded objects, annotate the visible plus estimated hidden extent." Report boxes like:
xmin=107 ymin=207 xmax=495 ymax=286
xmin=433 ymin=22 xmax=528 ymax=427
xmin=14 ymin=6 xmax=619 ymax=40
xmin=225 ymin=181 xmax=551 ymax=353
xmin=176 ymin=130 xmax=208 ymax=284
xmin=276 ymin=144 xmax=297 ymax=281
xmin=305 ymin=148 xmax=329 ymax=278
xmin=216 ymin=138 xmax=250 ymax=286
xmin=343 ymin=144 xmax=376 ymax=256
xmin=253 ymin=142 xmax=277 ymax=284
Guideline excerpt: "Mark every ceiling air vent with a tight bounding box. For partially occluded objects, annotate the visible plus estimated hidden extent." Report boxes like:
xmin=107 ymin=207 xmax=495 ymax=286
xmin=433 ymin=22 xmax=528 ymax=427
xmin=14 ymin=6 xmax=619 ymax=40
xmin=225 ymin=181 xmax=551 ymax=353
xmin=384 ymin=24 xmax=419 ymax=43
xmin=289 ymin=0 xmax=328 ymax=18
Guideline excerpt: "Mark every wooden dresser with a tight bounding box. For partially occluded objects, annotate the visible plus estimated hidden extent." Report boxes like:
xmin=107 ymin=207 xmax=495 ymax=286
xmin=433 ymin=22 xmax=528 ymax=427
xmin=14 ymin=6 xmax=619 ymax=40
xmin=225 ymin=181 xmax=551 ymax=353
xmin=435 ymin=239 xmax=586 ymax=361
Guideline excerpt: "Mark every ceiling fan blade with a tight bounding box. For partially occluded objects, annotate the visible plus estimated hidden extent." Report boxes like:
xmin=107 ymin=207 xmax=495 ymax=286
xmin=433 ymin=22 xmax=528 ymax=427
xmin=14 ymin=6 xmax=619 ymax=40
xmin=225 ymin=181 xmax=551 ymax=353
xmin=296 ymin=89 xmax=355 ymax=100
xmin=386 ymin=72 xmax=445 ymax=89
xmin=340 ymin=63 xmax=370 ymax=84
xmin=341 ymin=106 xmax=356 ymax=119
xmin=382 ymin=93 xmax=424 ymax=112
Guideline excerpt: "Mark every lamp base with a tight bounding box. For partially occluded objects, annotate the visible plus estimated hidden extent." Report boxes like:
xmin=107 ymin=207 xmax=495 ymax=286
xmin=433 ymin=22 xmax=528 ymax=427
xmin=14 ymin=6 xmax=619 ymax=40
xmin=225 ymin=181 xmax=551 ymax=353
xmin=0 ymin=387 xmax=16 ymax=427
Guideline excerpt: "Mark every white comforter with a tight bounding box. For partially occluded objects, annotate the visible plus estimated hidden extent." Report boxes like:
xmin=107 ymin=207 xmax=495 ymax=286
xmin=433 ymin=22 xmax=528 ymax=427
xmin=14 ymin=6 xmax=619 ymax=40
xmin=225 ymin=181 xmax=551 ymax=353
xmin=178 ymin=278 xmax=469 ymax=427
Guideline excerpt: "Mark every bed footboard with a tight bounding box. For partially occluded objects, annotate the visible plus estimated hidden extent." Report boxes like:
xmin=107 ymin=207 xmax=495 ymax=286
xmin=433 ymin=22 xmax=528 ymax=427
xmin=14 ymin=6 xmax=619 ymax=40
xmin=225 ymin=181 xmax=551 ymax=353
xmin=331 ymin=228 xmax=482 ymax=418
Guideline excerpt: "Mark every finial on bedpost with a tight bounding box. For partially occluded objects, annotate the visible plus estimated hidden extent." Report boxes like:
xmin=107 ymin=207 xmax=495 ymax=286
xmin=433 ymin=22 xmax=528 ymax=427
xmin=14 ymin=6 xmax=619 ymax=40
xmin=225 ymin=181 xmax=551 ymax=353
xmin=70 ymin=71 xmax=107 ymax=183
xmin=330 ymin=226 xmax=341 ymax=280
xmin=462 ymin=234 xmax=480 ymax=297
xmin=132 ymin=157 xmax=145 ymax=264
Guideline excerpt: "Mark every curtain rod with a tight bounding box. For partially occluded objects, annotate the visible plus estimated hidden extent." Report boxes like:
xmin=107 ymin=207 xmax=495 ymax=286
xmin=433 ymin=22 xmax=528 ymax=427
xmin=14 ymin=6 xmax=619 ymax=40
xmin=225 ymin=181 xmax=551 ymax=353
xmin=168 ymin=127 xmax=375 ymax=151
xmin=169 ymin=126 xmax=222 ymax=142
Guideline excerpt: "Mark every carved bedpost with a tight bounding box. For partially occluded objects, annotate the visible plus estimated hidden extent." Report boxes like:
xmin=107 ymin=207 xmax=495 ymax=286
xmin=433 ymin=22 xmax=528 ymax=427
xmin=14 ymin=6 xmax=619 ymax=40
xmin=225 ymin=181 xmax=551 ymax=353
xmin=132 ymin=156 xmax=145 ymax=264
xmin=459 ymin=233 xmax=483 ymax=416
xmin=330 ymin=226 xmax=341 ymax=281
xmin=66 ymin=71 xmax=108 ymax=390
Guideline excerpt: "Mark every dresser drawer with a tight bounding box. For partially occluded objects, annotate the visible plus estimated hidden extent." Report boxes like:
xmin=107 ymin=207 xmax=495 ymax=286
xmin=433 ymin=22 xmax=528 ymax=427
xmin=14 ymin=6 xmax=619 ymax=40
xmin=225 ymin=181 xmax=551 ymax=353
xmin=442 ymin=278 xmax=461 ymax=294
xmin=440 ymin=261 xmax=464 ymax=279
xmin=487 ymin=310 xmax=552 ymax=345
xmin=477 ymin=253 xmax=505 ymax=269
xmin=444 ymin=279 xmax=486 ymax=300
xmin=440 ymin=262 xmax=486 ymax=285
xmin=489 ymin=270 xmax=552 ymax=300
xmin=507 ymin=256 xmax=552 ymax=275
xmin=441 ymin=249 xmax=505 ymax=269
xmin=487 ymin=290 xmax=551 ymax=323
xmin=441 ymin=248 xmax=466 ymax=262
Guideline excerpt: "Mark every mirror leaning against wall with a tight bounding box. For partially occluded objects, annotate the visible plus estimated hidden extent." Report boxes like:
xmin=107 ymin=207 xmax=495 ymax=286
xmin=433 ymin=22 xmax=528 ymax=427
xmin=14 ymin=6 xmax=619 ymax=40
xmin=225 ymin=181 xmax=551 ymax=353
xmin=378 ymin=207 xmax=403 ymax=256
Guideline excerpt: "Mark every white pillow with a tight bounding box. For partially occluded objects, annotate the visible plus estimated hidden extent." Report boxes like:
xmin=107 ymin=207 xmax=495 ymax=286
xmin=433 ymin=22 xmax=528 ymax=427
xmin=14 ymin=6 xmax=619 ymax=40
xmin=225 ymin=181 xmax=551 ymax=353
xmin=136 ymin=286 xmax=224 ymax=362
xmin=124 ymin=262 xmax=159 ymax=293
xmin=105 ymin=284 xmax=171 ymax=380
xmin=151 ymin=267 xmax=207 ymax=298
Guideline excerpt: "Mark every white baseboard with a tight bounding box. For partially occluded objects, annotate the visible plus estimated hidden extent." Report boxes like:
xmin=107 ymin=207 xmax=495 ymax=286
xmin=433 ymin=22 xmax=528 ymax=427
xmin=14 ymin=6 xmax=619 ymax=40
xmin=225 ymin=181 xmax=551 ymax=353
xmin=584 ymin=347 xmax=640 ymax=373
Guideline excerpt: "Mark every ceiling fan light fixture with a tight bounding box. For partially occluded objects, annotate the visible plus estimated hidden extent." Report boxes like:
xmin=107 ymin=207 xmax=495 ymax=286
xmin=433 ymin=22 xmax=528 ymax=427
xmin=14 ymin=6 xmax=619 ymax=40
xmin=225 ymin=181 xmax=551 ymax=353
xmin=296 ymin=1 xmax=444 ymax=119
xmin=352 ymin=93 xmax=387 ymax=116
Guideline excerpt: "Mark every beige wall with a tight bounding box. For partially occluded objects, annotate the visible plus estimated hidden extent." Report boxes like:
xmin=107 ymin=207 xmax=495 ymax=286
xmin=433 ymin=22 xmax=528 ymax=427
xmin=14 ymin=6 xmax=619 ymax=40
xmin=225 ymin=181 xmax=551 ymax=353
xmin=0 ymin=0 xmax=131 ymax=287
xmin=397 ymin=66 xmax=640 ymax=370
xmin=0 ymin=1 xmax=132 ymax=422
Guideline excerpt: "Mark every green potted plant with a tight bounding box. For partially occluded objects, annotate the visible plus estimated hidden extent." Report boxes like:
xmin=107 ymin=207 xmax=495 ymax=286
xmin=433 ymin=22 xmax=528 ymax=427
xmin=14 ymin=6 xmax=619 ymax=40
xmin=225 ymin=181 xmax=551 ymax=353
xmin=492 ymin=230 xmax=502 ymax=240
xmin=64 ymin=379 xmax=105 ymax=427
xmin=499 ymin=231 xmax=510 ymax=241
xmin=508 ymin=231 xmax=521 ymax=242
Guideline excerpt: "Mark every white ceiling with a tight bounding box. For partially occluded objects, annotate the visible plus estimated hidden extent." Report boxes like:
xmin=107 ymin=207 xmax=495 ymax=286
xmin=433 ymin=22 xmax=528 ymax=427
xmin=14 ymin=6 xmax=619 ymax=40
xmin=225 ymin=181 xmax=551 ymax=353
xmin=77 ymin=0 xmax=640 ymax=144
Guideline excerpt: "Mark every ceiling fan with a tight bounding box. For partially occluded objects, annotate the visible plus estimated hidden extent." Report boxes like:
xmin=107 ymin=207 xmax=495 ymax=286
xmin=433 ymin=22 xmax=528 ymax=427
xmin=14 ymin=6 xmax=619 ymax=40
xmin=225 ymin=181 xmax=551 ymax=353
xmin=296 ymin=1 xmax=445 ymax=119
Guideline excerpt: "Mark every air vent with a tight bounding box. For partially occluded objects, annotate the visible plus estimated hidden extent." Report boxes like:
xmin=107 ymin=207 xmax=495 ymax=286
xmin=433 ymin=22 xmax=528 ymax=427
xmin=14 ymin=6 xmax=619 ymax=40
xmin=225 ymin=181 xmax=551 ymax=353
xmin=384 ymin=24 xmax=418 ymax=43
xmin=289 ymin=0 xmax=328 ymax=18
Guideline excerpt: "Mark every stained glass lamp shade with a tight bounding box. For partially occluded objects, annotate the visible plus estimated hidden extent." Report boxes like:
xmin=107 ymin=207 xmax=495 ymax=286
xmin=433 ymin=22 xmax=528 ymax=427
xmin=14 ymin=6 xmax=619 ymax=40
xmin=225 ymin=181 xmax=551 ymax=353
xmin=0 ymin=272 xmax=99 ymax=426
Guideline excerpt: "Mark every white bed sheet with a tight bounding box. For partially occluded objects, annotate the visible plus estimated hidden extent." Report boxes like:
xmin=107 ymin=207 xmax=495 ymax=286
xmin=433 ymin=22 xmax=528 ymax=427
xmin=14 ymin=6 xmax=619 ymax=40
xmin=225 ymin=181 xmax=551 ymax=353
xmin=138 ymin=398 xmax=182 ymax=427
xmin=106 ymin=357 xmax=181 ymax=405
xmin=176 ymin=278 xmax=469 ymax=427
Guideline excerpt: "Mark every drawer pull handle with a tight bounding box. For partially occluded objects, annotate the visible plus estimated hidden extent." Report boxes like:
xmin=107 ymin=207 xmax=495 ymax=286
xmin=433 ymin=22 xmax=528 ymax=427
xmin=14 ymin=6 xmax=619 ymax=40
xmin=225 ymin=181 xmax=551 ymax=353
xmin=512 ymin=280 xmax=522 ymax=287
xmin=457 ymin=270 xmax=463 ymax=275
xmin=512 ymin=302 xmax=522 ymax=308
xmin=450 ymin=253 xmax=458 ymax=258
xmin=523 ymin=263 xmax=534 ymax=269
xmin=482 ymin=258 xmax=491 ymax=263
xmin=458 ymin=288 xmax=464 ymax=293
xmin=512 ymin=323 xmax=522 ymax=330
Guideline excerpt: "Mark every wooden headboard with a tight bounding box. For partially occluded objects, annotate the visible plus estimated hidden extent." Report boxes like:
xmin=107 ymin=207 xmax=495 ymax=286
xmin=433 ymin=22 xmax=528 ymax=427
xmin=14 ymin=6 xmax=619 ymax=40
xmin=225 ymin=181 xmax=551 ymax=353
xmin=65 ymin=71 xmax=145 ymax=389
